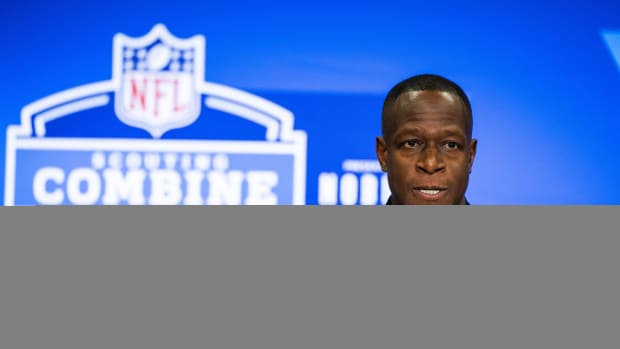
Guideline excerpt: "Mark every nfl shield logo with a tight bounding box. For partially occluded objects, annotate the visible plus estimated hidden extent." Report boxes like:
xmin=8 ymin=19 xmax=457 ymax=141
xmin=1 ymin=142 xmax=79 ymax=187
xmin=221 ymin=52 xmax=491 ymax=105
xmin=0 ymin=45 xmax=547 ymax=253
xmin=113 ymin=24 xmax=204 ymax=138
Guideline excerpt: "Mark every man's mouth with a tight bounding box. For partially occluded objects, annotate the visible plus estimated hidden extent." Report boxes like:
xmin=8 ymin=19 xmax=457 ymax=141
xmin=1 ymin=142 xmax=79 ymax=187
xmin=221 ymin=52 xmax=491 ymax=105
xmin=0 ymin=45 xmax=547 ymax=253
xmin=414 ymin=187 xmax=447 ymax=200
xmin=419 ymin=189 xmax=441 ymax=195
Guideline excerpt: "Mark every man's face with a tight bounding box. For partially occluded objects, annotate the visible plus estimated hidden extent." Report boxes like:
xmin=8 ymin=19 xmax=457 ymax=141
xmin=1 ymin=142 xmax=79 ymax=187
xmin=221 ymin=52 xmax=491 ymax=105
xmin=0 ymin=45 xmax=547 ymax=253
xmin=376 ymin=90 xmax=477 ymax=205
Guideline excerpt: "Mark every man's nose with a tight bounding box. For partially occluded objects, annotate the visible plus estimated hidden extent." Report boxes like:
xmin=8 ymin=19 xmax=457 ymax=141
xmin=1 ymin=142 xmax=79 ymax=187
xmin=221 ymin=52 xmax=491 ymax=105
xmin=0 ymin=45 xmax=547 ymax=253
xmin=417 ymin=146 xmax=445 ymax=174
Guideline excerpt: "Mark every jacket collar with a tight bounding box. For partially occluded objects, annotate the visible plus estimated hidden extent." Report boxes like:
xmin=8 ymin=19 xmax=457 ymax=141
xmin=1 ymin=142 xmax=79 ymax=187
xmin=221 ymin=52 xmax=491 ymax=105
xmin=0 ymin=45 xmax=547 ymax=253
xmin=385 ymin=196 xmax=470 ymax=205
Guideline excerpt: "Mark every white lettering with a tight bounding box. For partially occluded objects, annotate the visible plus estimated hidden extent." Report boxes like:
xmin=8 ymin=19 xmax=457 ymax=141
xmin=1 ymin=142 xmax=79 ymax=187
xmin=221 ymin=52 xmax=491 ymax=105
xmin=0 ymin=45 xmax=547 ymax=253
xmin=317 ymin=172 xmax=338 ymax=205
xmin=149 ymin=170 xmax=182 ymax=204
xmin=164 ymin=153 xmax=178 ymax=169
xmin=360 ymin=173 xmax=378 ymax=205
xmin=30 ymin=151 xmax=288 ymax=205
xmin=33 ymin=167 xmax=65 ymax=205
xmin=317 ymin=172 xmax=388 ymax=205
xmin=339 ymin=173 xmax=358 ymax=205
xmin=245 ymin=171 xmax=278 ymax=204
xmin=342 ymin=159 xmax=382 ymax=173
xmin=183 ymin=170 xmax=204 ymax=205
xmin=206 ymin=171 xmax=244 ymax=205
xmin=67 ymin=168 xmax=101 ymax=205
xmin=102 ymin=169 xmax=146 ymax=204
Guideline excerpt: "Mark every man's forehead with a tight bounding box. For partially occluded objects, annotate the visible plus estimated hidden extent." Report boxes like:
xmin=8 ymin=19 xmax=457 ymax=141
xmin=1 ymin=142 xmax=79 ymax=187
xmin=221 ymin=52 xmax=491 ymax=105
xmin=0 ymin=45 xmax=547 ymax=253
xmin=392 ymin=90 xmax=464 ymax=114
xmin=395 ymin=122 xmax=467 ymax=136
xmin=387 ymin=90 xmax=467 ymax=126
xmin=382 ymin=89 xmax=472 ymax=142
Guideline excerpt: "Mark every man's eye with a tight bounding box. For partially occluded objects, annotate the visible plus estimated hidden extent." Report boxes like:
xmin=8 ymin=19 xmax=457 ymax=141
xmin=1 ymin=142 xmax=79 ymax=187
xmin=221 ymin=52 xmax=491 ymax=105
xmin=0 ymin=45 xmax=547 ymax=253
xmin=443 ymin=141 xmax=461 ymax=151
xmin=403 ymin=140 xmax=422 ymax=148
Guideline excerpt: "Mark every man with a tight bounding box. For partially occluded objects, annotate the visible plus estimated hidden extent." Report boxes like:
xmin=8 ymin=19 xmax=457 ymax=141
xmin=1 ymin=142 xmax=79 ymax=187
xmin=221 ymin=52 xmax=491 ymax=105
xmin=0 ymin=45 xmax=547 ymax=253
xmin=376 ymin=74 xmax=477 ymax=205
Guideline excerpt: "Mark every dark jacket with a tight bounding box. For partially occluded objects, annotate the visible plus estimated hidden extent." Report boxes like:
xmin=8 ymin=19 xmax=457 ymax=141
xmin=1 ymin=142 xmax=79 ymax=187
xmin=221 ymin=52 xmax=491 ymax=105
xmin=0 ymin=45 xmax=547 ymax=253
xmin=385 ymin=196 xmax=470 ymax=205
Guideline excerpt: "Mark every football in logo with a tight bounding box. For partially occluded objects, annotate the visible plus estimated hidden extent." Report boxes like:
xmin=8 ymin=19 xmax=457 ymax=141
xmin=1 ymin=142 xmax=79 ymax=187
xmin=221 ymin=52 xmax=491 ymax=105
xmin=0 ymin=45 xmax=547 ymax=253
xmin=114 ymin=25 xmax=203 ymax=138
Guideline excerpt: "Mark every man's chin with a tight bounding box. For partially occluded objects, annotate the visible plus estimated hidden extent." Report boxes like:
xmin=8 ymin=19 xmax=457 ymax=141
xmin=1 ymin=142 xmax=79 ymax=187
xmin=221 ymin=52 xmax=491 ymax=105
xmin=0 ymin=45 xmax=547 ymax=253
xmin=397 ymin=193 xmax=464 ymax=205
xmin=408 ymin=200 xmax=453 ymax=205
xmin=394 ymin=197 xmax=455 ymax=205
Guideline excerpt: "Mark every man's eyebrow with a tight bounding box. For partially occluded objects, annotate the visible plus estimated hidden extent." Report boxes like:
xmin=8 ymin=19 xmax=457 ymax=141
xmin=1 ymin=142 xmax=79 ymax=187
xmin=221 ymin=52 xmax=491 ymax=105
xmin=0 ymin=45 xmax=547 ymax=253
xmin=390 ymin=128 xmax=467 ymax=144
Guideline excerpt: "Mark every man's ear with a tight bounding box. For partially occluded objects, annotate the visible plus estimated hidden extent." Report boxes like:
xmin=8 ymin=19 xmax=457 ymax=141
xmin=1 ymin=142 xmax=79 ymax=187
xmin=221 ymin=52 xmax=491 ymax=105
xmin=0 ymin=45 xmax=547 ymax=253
xmin=376 ymin=136 xmax=388 ymax=172
xmin=468 ymin=138 xmax=477 ymax=173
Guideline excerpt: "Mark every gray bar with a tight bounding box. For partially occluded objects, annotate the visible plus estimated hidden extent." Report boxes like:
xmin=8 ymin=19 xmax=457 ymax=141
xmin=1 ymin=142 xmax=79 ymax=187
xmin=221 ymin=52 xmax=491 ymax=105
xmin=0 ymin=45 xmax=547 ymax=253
xmin=0 ymin=206 xmax=618 ymax=349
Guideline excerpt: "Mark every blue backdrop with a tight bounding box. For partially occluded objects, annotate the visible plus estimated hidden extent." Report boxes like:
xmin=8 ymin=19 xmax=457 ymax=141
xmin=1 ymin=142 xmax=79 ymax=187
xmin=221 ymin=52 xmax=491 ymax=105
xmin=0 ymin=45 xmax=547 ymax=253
xmin=2 ymin=0 xmax=620 ymax=204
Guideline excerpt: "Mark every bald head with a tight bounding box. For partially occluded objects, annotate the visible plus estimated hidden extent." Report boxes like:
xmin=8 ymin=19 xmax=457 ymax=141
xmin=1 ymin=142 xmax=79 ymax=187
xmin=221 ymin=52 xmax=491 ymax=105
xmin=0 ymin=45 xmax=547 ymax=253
xmin=381 ymin=74 xmax=473 ymax=142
